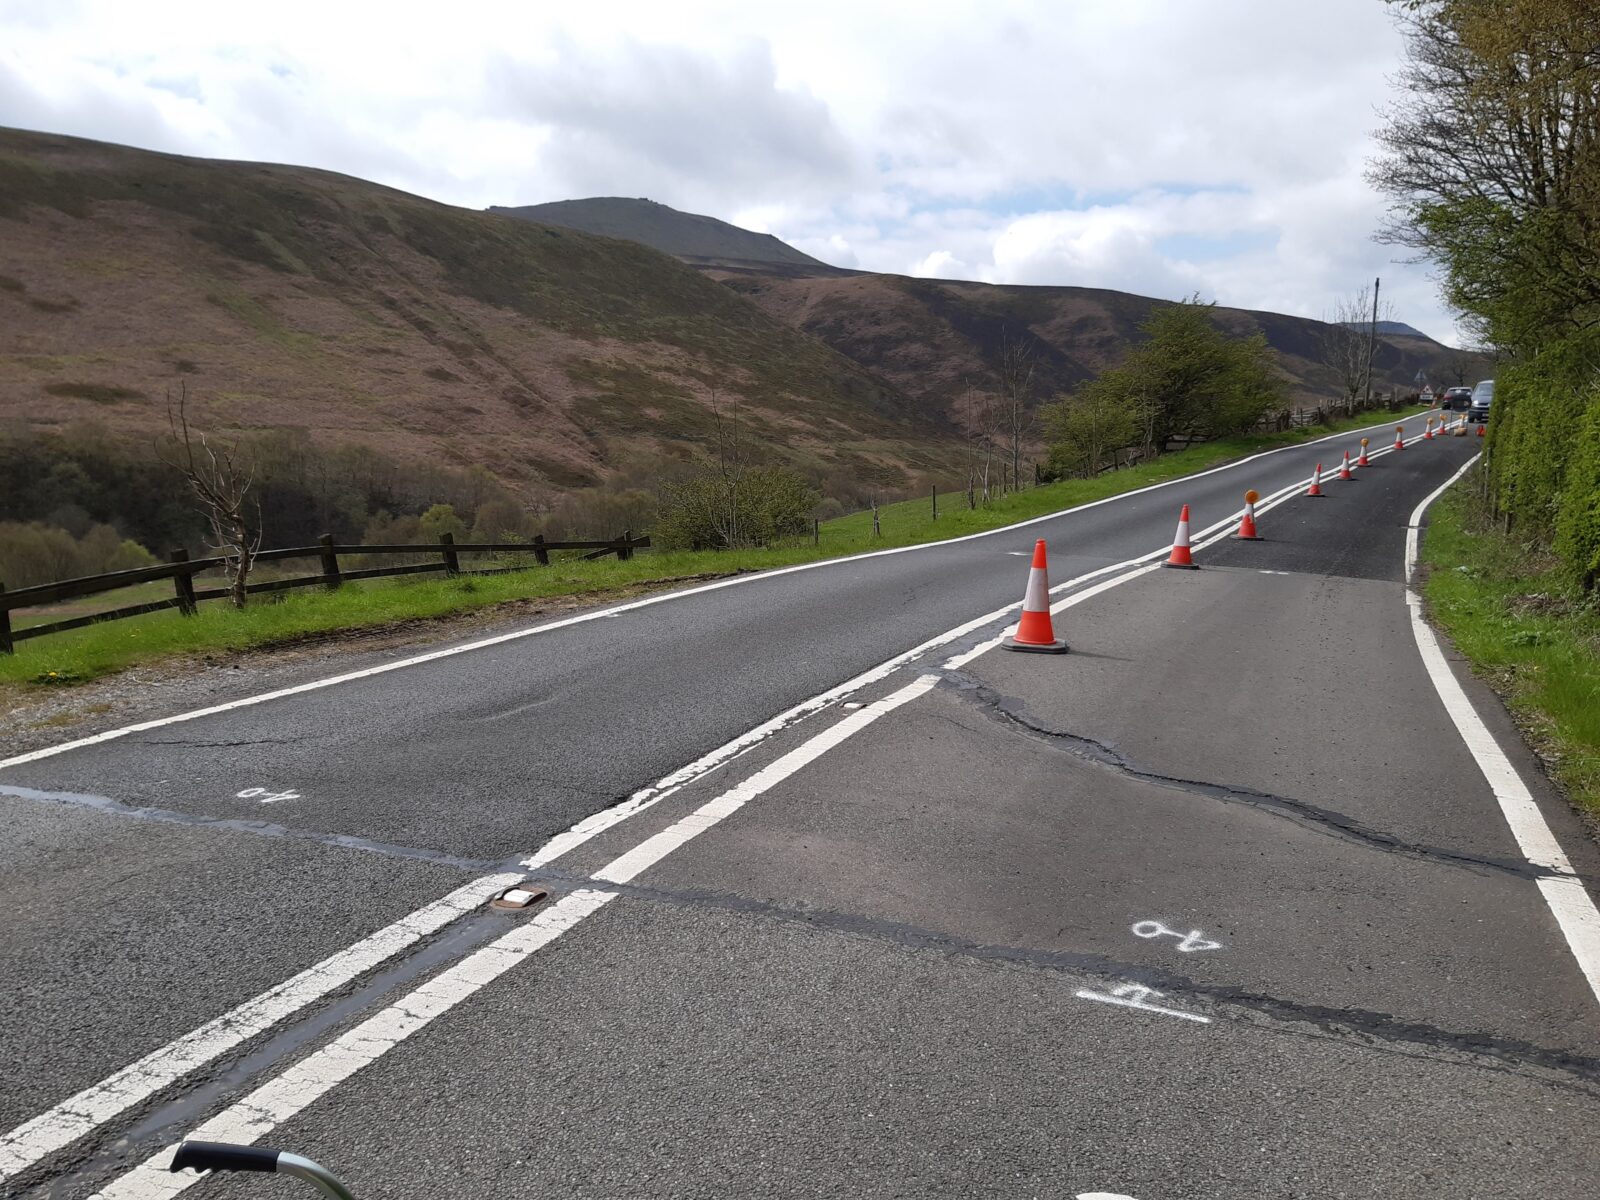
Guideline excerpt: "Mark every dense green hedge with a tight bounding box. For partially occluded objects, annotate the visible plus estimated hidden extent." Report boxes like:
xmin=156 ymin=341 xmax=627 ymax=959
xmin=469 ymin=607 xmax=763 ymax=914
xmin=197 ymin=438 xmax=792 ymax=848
xmin=1482 ymin=336 xmax=1600 ymax=590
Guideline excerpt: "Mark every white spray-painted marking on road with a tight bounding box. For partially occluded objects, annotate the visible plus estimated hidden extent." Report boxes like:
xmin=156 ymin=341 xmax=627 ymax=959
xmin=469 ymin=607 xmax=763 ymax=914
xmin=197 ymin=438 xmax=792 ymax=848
xmin=1074 ymin=983 xmax=1210 ymax=1024
xmin=0 ymin=412 xmax=1425 ymax=775
xmin=236 ymin=787 xmax=301 ymax=804
xmin=1131 ymin=921 xmax=1222 ymax=953
xmin=0 ymin=871 xmax=522 ymax=1182
xmin=1404 ymin=456 xmax=1600 ymax=1007
xmin=92 ymin=676 xmax=944 ymax=1200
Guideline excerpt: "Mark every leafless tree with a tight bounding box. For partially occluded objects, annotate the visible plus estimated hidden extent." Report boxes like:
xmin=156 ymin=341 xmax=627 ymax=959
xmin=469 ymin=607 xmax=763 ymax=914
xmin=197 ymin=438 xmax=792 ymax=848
xmin=708 ymin=391 xmax=745 ymax=549
xmin=1320 ymin=284 xmax=1395 ymax=408
xmin=960 ymin=383 xmax=1003 ymax=505
xmin=160 ymin=386 xmax=260 ymax=609
xmin=997 ymin=332 xmax=1037 ymax=489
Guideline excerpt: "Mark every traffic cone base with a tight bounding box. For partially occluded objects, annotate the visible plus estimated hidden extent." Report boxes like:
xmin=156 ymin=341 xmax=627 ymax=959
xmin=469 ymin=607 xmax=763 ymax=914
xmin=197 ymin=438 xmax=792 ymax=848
xmin=1003 ymin=539 xmax=1069 ymax=654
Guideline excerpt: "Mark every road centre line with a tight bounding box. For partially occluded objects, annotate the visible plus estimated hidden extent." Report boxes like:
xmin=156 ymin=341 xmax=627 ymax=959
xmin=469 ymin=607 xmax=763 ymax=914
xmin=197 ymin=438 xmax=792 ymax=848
xmin=0 ymin=872 xmax=523 ymax=1183
xmin=86 ymin=434 xmax=1437 ymax=1193
xmin=1404 ymin=457 xmax=1600 ymax=1006
xmin=0 ymin=413 xmax=1420 ymax=774
xmin=91 ymin=677 xmax=943 ymax=1200
xmin=4 ymin=429 xmax=1431 ymax=1182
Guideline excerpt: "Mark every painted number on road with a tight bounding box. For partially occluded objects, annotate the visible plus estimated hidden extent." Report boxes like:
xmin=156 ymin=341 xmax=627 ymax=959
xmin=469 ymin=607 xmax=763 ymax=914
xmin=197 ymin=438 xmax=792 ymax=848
xmin=1131 ymin=919 xmax=1222 ymax=953
xmin=237 ymin=787 xmax=301 ymax=805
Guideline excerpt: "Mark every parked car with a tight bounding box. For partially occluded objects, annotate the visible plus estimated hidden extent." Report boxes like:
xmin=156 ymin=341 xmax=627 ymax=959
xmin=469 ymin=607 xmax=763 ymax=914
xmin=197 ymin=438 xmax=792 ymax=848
xmin=1469 ymin=378 xmax=1495 ymax=422
xmin=1443 ymin=386 xmax=1473 ymax=411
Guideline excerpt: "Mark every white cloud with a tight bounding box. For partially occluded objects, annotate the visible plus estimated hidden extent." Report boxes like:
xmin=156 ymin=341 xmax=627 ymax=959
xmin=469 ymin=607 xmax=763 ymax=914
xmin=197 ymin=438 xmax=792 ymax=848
xmin=0 ymin=0 xmax=1462 ymax=343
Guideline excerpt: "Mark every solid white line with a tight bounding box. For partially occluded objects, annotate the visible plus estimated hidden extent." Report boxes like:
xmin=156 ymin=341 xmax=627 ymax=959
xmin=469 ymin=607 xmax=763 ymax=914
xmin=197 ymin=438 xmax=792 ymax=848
xmin=6 ymin=423 xmax=1439 ymax=1179
xmin=95 ymin=675 xmax=943 ymax=1200
xmin=91 ymin=887 xmax=618 ymax=1200
xmin=0 ymin=412 xmax=1423 ymax=774
xmin=1404 ymin=456 xmax=1600 ymax=1006
xmin=0 ymin=871 xmax=523 ymax=1183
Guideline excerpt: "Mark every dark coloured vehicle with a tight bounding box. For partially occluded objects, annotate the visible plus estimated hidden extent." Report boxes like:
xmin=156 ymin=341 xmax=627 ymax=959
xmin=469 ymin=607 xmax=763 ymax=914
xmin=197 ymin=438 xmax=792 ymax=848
xmin=1443 ymin=385 xmax=1473 ymax=411
xmin=1469 ymin=378 xmax=1495 ymax=422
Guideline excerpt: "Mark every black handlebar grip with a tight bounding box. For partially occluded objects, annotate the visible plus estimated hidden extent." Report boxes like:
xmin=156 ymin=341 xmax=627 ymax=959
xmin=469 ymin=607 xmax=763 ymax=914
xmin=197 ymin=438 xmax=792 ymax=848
xmin=170 ymin=1141 xmax=282 ymax=1175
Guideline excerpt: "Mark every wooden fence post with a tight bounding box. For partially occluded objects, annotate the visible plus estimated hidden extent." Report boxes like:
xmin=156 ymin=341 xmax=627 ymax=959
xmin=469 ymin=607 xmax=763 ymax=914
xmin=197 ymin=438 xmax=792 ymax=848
xmin=532 ymin=534 xmax=549 ymax=566
xmin=440 ymin=532 xmax=460 ymax=576
xmin=619 ymin=528 xmax=634 ymax=561
xmin=931 ymin=485 xmax=937 ymax=521
xmin=318 ymin=534 xmax=342 ymax=590
xmin=0 ymin=582 xmax=12 ymax=655
xmin=169 ymin=549 xmax=198 ymax=616
xmin=813 ymin=519 xmax=819 ymax=546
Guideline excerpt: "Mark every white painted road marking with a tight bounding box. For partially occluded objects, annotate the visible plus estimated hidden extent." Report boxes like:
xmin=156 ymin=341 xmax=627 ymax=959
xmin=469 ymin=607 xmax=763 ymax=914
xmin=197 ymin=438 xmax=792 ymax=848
xmin=1405 ymin=457 xmax=1600 ymax=1007
xmin=1074 ymin=983 xmax=1211 ymax=1024
xmin=1 ymin=424 xmax=1430 ymax=1179
xmin=0 ymin=412 xmax=1421 ymax=775
xmin=1132 ymin=921 xmax=1223 ymax=953
xmin=92 ymin=676 xmax=945 ymax=1200
xmin=0 ymin=872 xmax=523 ymax=1182
xmin=236 ymin=787 xmax=300 ymax=804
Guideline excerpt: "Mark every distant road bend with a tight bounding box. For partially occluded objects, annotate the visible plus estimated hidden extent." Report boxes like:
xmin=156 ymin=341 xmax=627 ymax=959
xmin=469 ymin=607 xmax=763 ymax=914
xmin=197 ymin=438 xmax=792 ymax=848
xmin=4 ymin=413 xmax=1599 ymax=1200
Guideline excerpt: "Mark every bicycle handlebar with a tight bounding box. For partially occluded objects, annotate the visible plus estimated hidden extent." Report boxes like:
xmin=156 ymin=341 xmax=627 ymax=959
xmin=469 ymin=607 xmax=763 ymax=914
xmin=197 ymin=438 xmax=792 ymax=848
xmin=170 ymin=1142 xmax=281 ymax=1174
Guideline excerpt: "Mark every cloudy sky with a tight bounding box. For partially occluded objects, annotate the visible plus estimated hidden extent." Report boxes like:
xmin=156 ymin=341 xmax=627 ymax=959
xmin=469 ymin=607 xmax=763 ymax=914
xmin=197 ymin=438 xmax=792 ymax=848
xmin=0 ymin=0 xmax=1455 ymax=342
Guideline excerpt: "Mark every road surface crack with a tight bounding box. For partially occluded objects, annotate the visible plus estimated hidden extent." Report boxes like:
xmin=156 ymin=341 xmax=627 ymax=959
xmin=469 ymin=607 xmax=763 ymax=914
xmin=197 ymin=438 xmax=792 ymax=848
xmin=941 ymin=673 xmax=1574 ymax=885
xmin=527 ymin=871 xmax=1600 ymax=1092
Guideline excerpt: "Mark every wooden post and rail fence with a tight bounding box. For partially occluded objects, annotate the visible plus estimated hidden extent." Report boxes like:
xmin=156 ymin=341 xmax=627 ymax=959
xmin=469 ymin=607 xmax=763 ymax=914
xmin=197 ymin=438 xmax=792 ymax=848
xmin=0 ymin=531 xmax=650 ymax=654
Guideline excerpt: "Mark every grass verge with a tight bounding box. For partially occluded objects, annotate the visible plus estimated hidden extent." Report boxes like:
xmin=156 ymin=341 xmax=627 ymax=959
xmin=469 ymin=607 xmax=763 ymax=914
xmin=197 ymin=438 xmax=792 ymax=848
xmin=2 ymin=408 xmax=1424 ymax=692
xmin=1421 ymin=480 xmax=1600 ymax=821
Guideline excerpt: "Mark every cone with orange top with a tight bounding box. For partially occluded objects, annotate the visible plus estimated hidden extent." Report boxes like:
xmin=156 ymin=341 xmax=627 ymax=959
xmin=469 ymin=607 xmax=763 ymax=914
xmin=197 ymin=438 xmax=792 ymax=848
xmin=1424 ymin=416 xmax=1435 ymax=440
xmin=1358 ymin=437 xmax=1371 ymax=467
xmin=1306 ymin=463 xmax=1326 ymax=497
xmin=1002 ymin=539 xmax=1069 ymax=653
xmin=1477 ymin=421 xmax=1486 ymax=437
xmin=1394 ymin=425 xmax=1406 ymax=451
xmin=1163 ymin=504 xmax=1199 ymax=569
xmin=1338 ymin=451 xmax=1354 ymax=481
xmin=1233 ymin=490 xmax=1262 ymax=540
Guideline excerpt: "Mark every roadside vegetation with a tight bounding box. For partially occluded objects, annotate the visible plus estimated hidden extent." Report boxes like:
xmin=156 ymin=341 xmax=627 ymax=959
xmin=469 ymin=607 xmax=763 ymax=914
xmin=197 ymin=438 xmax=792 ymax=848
xmin=0 ymin=406 xmax=1418 ymax=692
xmin=1422 ymin=488 xmax=1600 ymax=819
xmin=1374 ymin=0 xmax=1600 ymax=816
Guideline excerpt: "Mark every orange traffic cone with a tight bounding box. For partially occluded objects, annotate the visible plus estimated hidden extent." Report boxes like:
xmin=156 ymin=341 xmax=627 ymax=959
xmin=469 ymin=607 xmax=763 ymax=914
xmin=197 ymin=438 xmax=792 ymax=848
xmin=1394 ymin=425 xmax=1405 ymax=451
xmin=1424 ymin=418 xmax=1435 ymax=440
xmin=1477 ymin=422 xmax=1486 ymax=437
xmin=1338 ymin=451 xmax=1354 ymax=481
xmin=1234 ymin=489 xmax=1262 ymax=540
xmin=1163 ymin=504 xmax=1199 ymax=569
xmin=1003 ymin=539 xmax=1069 ymax=654
xmin=1357 ymin=437 xmax=1370 ymax=467
xmin=1306 ymin=463 xmax=1325 ymax=497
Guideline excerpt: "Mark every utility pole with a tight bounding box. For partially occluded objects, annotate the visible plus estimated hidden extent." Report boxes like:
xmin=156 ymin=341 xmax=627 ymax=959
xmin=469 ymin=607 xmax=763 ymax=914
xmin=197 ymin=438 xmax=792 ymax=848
xmin=1362 ymin=276 xmax=1380 ymax=407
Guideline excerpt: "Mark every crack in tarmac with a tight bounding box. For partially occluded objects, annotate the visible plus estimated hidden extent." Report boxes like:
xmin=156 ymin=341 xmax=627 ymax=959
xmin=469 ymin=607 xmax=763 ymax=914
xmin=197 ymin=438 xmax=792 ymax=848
xmin=520 ymin=869 xmax=1600 ymax=1093
xmin=936 ymin=671 xmax=1585 ymax=886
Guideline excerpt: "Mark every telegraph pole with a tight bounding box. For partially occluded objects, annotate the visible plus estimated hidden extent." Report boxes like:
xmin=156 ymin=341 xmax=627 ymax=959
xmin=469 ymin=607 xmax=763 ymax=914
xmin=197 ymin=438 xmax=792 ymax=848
xmin=1362 ymin=276 xmax=1380 ymax=406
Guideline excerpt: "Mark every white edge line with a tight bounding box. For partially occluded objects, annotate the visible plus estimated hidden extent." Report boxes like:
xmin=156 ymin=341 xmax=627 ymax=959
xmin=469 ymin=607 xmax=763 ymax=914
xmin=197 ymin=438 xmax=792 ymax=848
xmin=0 ymin=871 xmax=523 ymax=1181
xmin=1 ymin=413 xmax=1424 ymax=773
xmin=1403 ymin=455 xmax=1600 ymax=1006
xmin=95 ymin=675 xmax=943 ymax=1200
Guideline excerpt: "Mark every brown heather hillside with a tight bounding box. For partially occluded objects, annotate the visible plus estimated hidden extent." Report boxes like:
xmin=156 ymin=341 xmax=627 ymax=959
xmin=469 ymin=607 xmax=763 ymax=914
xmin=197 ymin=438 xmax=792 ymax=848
xmin=703 ymin=262 xmax=1488 ymax=422
xmin=0 ymin=128 xmax=961 ymax=503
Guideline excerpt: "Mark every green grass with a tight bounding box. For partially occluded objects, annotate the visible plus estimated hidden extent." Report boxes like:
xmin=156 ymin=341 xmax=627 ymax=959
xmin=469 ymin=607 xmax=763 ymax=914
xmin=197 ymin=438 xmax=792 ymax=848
xmin=1422 ymin=481 xmax=1600 ymax=819
xmin=1 ymin=408 xmax=1424 ymax=692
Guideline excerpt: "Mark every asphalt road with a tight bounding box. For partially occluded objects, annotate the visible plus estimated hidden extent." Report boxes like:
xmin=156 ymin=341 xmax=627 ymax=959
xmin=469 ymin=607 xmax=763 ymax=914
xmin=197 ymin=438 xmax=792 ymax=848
xmin=4 ymin=416 xmax=1598 ymax=1199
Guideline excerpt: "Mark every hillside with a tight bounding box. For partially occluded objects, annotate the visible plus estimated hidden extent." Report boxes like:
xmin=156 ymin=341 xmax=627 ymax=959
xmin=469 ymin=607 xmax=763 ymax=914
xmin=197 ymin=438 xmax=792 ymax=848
xmin=488 ymin=197 xmax=831 ymax=269
xmin=705 ymin=263 xmax=1485 ymax=418
xmin=0 ymin=128 xmax=957 ymax=506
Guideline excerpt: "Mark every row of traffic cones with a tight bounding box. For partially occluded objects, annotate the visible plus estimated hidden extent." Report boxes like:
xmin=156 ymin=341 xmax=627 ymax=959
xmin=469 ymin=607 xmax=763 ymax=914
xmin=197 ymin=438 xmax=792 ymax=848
xmin=1003 ymin=417 xmax=1483 ymax=652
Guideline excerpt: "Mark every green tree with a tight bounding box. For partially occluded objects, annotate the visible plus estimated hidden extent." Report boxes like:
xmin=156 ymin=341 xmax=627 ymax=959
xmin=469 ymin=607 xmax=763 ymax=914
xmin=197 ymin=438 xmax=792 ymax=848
xmin=418 ymin=503 xmax=467 ymax=543
xmin=1041 ymin=380 xmax=1140 ymax=478
xmin=656 ymin=467 xmax=818 ymax=551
